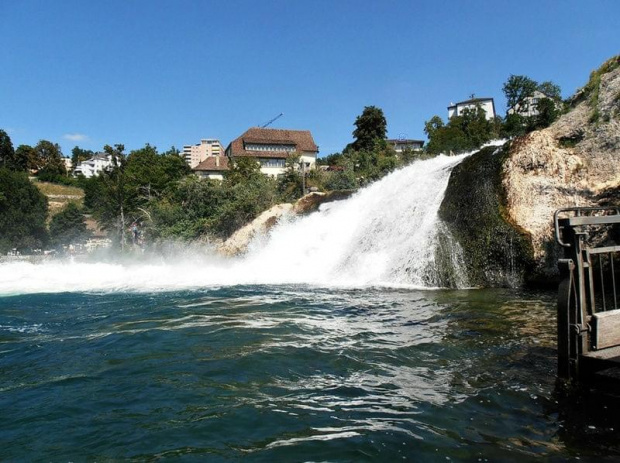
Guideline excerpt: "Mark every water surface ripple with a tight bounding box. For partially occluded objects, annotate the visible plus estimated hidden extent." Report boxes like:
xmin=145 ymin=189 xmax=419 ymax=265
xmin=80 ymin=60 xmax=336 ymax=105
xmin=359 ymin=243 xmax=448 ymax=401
xmin=1 ymin=286 xmax=618 ymax=461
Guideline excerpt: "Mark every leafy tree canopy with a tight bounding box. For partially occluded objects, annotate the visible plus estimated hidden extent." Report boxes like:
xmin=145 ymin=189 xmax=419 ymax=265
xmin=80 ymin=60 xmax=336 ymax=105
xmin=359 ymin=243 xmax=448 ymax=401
xmin=351 ymin=106 xmax=387 ymax=151
xmin=424 ymin=115 xmax=445 ymax=139
xmin=277 ymin=153 xmax=304 ymax=202
xmin=49 ymin=202 xmax=91 ymax=248
xmin=225 ymin=156 xmax=264 ymax=186
xmin=71 ymin=146 xmax=94 ymax=168
xmin=503 ymin=75 xmax=538 ymax=111
xmin=35 ymin=140 xmax=66 ymax=176
xmin=14 ymin=145 xmax=38 ymax=172
xmin=0 ymin=129 xmax=15 ymax=169
xmin=425 ymin=106 xmax=497 ymax=155
xmin=537 ymin=81 xmax=562 ymax=100
xmin=316 ymin=152 xmax=343 ymax=166
xmin=0 ymin=168 xmax=48 ymax=253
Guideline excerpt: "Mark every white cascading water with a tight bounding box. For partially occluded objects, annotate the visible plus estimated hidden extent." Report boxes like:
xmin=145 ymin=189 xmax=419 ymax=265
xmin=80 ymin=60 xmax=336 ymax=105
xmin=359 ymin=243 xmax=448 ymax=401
xmin=0 ymin=151 xmax=481 ymax=295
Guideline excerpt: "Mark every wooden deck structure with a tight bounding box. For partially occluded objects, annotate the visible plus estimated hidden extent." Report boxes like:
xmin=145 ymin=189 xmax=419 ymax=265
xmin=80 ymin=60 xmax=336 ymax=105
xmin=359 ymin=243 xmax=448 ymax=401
xmin=555 ymin=207 xmax=620 ymax=382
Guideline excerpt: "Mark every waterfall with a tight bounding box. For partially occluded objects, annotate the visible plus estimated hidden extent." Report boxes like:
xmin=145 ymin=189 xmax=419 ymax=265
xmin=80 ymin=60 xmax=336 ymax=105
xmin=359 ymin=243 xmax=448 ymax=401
xmin=241 ymin=153 xmax=471 ymax=288
xmin=0 ymin=153 xmax=474 ymax=295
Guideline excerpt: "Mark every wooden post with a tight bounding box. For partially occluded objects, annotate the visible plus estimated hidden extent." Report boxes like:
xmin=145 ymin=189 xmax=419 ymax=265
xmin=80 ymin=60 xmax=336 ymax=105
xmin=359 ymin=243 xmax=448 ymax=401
xmin=558 ymin=259 xmax=575 ymax=380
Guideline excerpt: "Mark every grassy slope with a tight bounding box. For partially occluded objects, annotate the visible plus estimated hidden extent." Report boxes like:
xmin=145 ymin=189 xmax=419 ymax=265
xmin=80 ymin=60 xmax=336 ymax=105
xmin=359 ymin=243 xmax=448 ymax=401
xmin=32 ymin=180 xmax=85 ymax=217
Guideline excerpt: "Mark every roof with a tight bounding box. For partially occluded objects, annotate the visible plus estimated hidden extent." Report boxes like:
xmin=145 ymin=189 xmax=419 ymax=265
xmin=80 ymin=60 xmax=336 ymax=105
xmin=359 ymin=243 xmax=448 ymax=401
xmin=448 ymin=97 xmax=494 ymax=109
xmin=193 ymin=156 xmax=229 ymax=171
xmin=226 ymin=127 xmax=318 ymax=159
xmin=386 ymin=138 xmax=425 ymax=145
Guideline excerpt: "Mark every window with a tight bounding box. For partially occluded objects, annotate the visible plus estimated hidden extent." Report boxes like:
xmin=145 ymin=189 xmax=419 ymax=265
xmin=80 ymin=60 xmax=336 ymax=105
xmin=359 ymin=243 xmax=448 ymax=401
xmin=245 ymin=143 xmax=296 ymax=152
xmin=259 ymin=158 xmax=285 ymax=168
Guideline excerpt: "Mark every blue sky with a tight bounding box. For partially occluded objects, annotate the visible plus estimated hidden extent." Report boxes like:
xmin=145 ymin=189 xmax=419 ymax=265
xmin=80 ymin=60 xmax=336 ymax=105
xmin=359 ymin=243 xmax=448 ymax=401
xmin=1 ymin=1 xmax=618 ymax=157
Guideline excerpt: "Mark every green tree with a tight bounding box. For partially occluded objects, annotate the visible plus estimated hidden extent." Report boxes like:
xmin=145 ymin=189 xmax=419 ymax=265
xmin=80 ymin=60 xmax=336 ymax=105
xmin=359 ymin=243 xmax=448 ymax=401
xmin=503 ymin=75 xmax=538 ymax=112
xmin=424 ymin=105 xmax=495 ymax=155
xmin=89 ymin=144 xmax=130 ymax=249
xmin=49 ymin=202 xmax=91 ymax=248
xmin=14 ymin=145 xmax=38 ymax=172
xmin=531 ymin=97 xmax=560 ymax=130
xmin=34 ymin=140 xmax=66 ymax=175
xmin=325 ymin=168 xmax=357 ymax=191
xmin=0 ymin=168 xmax=48 ymax=253
xmin=225 ymin=156 xmax=263 ymax=186
xmin=458 ymin=106 xmax=494 ymax=148
xmin=424 ymin=115 xmax=445 ymax=140
xmin=277 ymin=153 xmax=304 ymax=202
xmin=537 ymin=81 xmax=562 ymax=100
xmin=71 ymin=146 xmax=94 ymax=168
xmin=501 ymin=113 xmax=527 ymax=138
xmin=351 ymin=106 xmax=387 ymax=151
xmin=0 ymin=129 xmax=15 ymax=169
xmin=85 ymin=143 xmax=191 ymax=248
xmin=316 ymin=152 xmax=343 ymax=166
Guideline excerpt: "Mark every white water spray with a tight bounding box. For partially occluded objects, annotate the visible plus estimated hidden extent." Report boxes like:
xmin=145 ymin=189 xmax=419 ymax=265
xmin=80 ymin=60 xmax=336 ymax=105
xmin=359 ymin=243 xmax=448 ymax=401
xmin=0 ymin=152 xmax=479 ymax=295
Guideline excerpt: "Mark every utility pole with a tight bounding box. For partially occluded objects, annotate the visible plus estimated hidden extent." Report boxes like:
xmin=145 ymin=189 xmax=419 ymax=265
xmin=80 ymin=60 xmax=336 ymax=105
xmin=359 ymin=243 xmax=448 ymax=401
xmin=300 ymin=159 xmax=306 ymax=196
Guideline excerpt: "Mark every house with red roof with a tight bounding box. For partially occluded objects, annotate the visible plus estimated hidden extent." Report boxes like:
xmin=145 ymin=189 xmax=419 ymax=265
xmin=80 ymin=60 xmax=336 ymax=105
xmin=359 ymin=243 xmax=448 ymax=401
xmin=193 ymin=155 xmax=229 ymax=180
xmin=225 ymin=127 xmax=319 ymax=177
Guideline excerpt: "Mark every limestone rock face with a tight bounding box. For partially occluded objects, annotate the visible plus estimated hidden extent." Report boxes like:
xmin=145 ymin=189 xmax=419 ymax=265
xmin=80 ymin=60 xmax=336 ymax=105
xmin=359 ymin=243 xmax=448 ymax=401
xmin=440 ymin=57 xmax=619 ymax=287
xmin=502 ymin=62 xmax=620 ymax=281
xmin=218 ymin=203 xmax=293 ymax=256
xmin=292 ymin=190 xmax=355 ymax=215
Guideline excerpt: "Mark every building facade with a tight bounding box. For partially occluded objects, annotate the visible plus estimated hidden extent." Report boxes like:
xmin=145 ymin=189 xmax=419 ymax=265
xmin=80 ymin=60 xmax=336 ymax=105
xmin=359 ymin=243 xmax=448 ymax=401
xmin=192 ymin=155 xmax=229 ymax=181
xmin=507 ymin=90 xmax=559 ymax=117
xmin=183 ymin=139 xmax=224 ymax=168
xmin=73 ymin=153 xmax=113 ymax=178
xmin=225 ymin=127 xmax=319 ymax=177
xmin=448 ymin=97 xmax=496 ymax=120
xmin=386 ymin=139 xmax=424 ymax=152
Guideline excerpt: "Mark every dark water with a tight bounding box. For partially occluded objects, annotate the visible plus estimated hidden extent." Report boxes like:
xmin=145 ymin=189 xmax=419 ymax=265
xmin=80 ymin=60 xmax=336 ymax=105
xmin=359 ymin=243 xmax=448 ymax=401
xmin=1 ymin=286 xmax=620 ymax=461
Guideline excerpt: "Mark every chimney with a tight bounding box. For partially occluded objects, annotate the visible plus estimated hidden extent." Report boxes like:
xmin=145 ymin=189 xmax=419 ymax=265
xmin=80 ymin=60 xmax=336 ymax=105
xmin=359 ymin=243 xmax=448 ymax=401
xmin=215 ymin=156 xmax=220 ymax=167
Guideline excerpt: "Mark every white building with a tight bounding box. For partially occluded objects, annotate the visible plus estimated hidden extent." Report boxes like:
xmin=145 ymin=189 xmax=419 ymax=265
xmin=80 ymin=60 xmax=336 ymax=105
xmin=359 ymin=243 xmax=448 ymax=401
xmin=225 ymin=127 xmax=319 ymax=177
xmin=386 ymin=139 xmax=424 ymax=152
xmin=62 ymin=157 xmax=72 ymax=172
xmin=183 ymin=139 xmax=224 ymax=168
xmin=448 ymin=97 xmax=496 ymax=120
xmin=507 ymin=90 xmax=559 ymax=117
xmin=73 ymin=153 xmax=113 ymax=178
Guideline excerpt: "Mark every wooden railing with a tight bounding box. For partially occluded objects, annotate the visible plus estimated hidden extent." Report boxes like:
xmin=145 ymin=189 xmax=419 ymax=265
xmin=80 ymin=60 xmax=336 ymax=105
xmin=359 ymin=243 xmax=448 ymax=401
xmin=555 ymin=207 xmax=620 ymax=382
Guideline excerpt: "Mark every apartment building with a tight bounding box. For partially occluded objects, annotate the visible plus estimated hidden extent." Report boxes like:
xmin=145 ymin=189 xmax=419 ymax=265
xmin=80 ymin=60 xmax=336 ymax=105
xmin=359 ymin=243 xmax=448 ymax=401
xmin=183 ymin=139 xmax=224 ymax=168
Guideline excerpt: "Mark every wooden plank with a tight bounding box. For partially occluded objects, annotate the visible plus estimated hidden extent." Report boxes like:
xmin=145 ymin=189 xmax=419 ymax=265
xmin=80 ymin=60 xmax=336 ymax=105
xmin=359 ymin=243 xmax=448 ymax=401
xmin=592 ymin=309 xmax=620 ymax=350
xmin=568 ymin=215 xmax=620 ymax=226
xmin=582 ymin=345 xmax=620 ymax=361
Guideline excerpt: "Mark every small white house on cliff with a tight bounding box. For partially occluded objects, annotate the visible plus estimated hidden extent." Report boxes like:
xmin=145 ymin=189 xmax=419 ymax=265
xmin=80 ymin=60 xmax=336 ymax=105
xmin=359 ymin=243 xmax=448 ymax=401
xmin=448 ymin=97 xmax=496 ymax=120
xmin=73 ymin=153 xmax=113 ymax=178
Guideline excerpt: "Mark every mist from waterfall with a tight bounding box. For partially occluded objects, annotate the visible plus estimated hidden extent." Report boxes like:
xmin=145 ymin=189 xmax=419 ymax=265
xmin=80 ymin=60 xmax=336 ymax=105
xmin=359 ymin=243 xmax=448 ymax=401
xmin=0 ymin=153 xmax=474 ymax=295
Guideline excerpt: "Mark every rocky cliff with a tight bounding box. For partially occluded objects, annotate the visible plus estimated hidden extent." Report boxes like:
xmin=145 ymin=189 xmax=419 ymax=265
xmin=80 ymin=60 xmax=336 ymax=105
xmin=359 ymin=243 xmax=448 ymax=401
xmin=441 ymin=56 xmax=620 ymax=287
xmin=504 ymin=56 xmax=620 ymax=283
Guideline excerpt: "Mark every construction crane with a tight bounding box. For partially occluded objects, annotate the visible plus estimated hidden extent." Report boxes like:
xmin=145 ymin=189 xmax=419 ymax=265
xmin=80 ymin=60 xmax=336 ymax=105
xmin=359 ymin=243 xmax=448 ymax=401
xmin=260 ymin=113 xmax=283 ymax=128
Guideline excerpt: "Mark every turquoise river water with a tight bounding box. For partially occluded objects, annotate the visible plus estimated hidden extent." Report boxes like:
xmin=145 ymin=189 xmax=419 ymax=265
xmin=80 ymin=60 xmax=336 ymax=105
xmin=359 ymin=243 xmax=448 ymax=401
xmin=2 ymin=285 xmax=620 ymax=461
